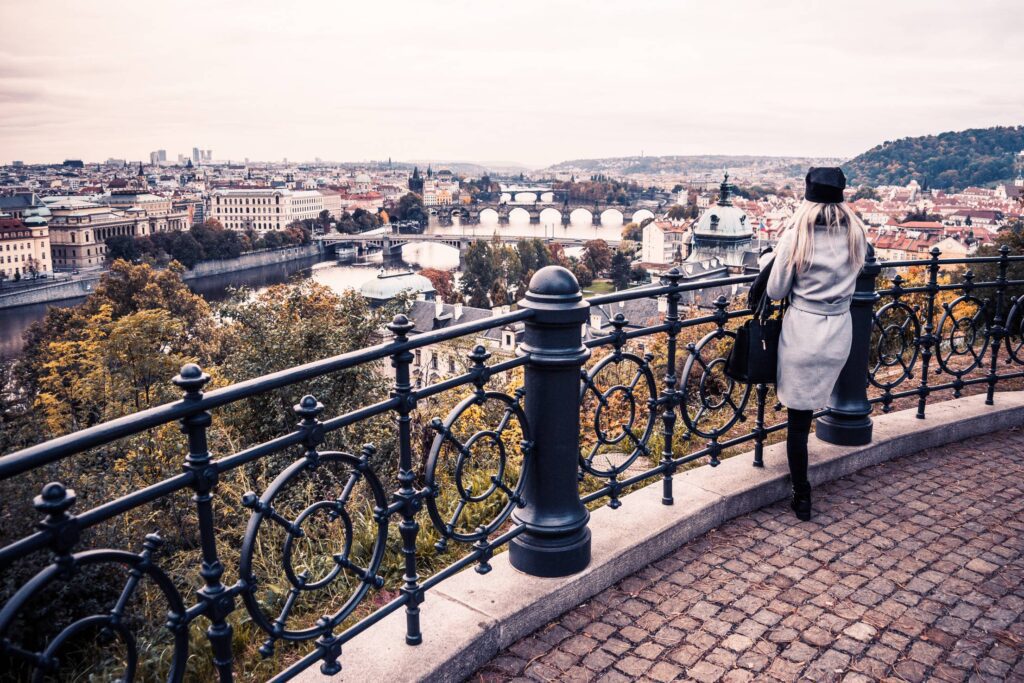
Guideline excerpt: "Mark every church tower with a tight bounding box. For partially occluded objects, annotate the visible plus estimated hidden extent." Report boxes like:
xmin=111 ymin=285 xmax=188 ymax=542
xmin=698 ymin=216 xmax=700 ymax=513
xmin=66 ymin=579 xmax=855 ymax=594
xmin=686 ymin=173 xmax=754 ymax=272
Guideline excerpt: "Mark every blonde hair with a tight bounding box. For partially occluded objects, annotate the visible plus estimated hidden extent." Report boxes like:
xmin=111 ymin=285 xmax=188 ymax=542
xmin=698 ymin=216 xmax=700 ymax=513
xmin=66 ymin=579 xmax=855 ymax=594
xmin=782 ymin=200 xmax=867 ymax=274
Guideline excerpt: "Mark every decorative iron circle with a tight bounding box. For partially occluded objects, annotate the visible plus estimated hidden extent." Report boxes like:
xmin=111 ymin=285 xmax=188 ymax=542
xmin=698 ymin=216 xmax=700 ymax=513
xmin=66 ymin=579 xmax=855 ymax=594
xmin=424 ymin=391 xmax=530 ymax=545
xmin=680 ymin=329 xmax=751 ymax=440
xmin=869 ymin=300 xmax=921 ymax=390
xmin=935 ymin=295 xmax=990 ymax=377
xmin=579 ymin=351 xmax=657 ymax=477
xmin=239 ymin=450 xmax=388 ymax=644
xmin=1004 ymin=295 xmax=1024 ymax=364
xmin=0 ymin=549 xmax=188 ymax=683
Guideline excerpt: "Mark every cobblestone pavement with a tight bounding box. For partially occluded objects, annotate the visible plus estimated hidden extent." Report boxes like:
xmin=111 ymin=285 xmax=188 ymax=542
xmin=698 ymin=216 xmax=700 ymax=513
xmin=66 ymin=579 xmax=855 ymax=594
xmin=474 ymin=428 xmax=1024 ymax=682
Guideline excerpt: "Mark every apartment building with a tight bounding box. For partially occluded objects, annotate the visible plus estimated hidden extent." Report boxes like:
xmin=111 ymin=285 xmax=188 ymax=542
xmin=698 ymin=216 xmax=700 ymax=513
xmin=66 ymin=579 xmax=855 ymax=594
xmin=0 ymin=215 xmax=50 ymax=280
xmin=208 ymin=188 xmax=338 ymax=231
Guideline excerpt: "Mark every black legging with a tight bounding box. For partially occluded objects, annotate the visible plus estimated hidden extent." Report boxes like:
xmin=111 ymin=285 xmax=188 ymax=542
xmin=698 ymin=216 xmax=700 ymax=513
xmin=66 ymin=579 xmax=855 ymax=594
xmin=787 ymin=408 xmax=813 ymax=488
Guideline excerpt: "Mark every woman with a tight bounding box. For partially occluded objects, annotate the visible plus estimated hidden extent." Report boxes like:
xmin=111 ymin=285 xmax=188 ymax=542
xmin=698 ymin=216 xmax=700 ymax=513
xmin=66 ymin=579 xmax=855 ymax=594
xmin=758 ymin=167 xmax=868 ymax=521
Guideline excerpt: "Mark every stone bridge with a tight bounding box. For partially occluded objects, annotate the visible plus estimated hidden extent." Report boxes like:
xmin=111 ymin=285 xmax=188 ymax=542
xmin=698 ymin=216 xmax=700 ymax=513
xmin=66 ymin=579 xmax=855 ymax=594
xmin=317 ymin=231 xmax=620 ymax=262
xmin=427 ymin=201 xmax=660 ymax=227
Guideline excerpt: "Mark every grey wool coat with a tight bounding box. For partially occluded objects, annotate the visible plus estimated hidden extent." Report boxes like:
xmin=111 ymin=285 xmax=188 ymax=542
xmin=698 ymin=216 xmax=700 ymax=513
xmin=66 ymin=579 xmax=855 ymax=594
xmin=757 ymin=225 xmax=865 ymax=411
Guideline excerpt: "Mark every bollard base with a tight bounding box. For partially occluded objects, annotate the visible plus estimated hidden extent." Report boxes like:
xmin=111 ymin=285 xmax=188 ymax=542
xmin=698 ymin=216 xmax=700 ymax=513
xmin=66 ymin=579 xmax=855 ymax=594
xmin=509 ymin=528 xmax=591 ymax=578
xmin=815 ymin=414 xmax=873 ymax=446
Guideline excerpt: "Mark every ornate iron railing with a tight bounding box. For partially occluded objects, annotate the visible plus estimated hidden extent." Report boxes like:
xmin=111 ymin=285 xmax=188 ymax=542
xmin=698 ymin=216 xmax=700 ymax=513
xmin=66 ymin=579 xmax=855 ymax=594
xmin=2 ymin=246 xmax=1024 ymax=681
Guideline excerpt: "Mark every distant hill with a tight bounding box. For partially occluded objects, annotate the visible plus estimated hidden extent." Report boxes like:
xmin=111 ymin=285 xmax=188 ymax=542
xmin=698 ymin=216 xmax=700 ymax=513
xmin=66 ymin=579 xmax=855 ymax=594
xmin=845 ymin=125 xmax=1024 ymax=190
xmin=539 ymin=155 xmax=840 ymax=178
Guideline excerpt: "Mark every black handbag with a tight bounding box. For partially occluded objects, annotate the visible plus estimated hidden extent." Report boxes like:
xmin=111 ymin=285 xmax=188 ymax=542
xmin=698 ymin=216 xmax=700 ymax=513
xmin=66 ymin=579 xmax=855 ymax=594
xmin=725 ymin=256 xmax=782 ymax=384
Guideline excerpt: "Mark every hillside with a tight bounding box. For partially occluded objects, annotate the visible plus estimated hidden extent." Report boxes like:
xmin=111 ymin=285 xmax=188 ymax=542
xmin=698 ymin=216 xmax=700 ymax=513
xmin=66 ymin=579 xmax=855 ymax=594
xmin=845 ymin=125 xmax=1024 ymax=190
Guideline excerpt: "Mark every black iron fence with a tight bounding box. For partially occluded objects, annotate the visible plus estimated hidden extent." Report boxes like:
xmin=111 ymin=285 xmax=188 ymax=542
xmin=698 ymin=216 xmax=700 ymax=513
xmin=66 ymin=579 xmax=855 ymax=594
xmin=2 ymin=246 xmax=1024 ymax=681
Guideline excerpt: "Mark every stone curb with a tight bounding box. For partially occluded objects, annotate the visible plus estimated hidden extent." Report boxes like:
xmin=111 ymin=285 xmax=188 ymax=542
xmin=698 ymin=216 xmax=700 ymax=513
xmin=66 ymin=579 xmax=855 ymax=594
xmin=294 ymin=391 xmax=1024 ymax=682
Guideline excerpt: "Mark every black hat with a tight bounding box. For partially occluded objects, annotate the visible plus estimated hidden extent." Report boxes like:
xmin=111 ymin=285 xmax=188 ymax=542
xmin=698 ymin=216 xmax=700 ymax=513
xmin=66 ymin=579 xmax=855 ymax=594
xmin=805 ymin=167 xmax=846 ymax=204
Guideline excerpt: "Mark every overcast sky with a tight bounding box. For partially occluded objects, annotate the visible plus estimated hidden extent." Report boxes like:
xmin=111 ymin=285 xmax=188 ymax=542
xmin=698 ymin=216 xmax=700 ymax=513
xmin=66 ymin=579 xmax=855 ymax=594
xmin=1 ymin=0 xmax=1022 ymax=167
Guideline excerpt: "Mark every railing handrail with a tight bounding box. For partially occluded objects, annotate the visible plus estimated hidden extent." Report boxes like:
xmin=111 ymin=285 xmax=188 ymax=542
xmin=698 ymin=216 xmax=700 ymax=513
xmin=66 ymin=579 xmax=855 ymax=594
xmin=3 ymin=249 xmax=1018 ymax=478
xmin=0 ymin=307 xmax=532 ymax=479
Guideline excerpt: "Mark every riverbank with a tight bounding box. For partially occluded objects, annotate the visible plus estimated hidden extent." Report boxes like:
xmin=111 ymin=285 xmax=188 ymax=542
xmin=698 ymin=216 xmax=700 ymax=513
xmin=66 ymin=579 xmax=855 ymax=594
xmin=0 ymin=243 xmax=322 ymax=310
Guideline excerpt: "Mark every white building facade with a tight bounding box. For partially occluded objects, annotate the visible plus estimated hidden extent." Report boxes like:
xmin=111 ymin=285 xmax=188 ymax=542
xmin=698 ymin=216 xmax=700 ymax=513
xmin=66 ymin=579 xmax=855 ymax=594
xmin=209 ymin=188 xmax=339 ymax=231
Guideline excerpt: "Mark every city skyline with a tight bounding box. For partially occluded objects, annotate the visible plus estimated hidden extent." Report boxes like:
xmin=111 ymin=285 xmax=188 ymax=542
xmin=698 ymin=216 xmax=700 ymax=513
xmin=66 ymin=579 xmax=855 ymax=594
xmin=1 ymin=0 xmax=1022 ymax=167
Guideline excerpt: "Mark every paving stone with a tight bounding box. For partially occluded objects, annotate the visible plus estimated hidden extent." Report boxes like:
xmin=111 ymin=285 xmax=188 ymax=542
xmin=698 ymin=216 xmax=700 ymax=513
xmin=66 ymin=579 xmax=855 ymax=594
xmin=475 ymin=428 xmax=1024 ymax=683
xmin=688 ymin=660 xmax=726 ymax=683
xmin=613 ymin=655 xmax=652 ymax=677
xmin=646 ymin=661 xmax=682 ymax=683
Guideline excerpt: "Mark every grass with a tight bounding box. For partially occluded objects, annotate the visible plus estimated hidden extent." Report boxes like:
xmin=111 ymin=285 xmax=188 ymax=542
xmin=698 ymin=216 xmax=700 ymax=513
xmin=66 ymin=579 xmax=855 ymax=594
xmin=583 ymin=280 xmax=615 ymax=297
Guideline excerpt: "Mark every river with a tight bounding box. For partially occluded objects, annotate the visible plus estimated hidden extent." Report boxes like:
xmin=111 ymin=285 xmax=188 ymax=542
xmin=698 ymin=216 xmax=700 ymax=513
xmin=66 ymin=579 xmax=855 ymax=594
xmin=0 ymin=215 xmax=623 ymax=357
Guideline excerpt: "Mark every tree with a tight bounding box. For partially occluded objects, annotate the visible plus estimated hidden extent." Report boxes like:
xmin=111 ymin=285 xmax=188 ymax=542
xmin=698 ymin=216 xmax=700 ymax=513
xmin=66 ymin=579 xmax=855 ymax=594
xmin=460 ymin=240 xmax=495 ymax=308
xmin=191 ymin=220 xmax=243 ymax=260
xmin=621 ymin=222 xmax=643 ymax=242
xmin=630 ymin=264 xmax=649 ymax=284
xmin=316 ymin=209 xmax=332 ymax=232
xmin=105 ymin=235 xmax=140 ymax=262
xmin=568 ymin=257 xmax=593 ymax=288
xmin=86 ymin=260 xmax=215 ymax=358
xmin=609 ymin=251 xmax=631 ymax=290
xmin=394 ymin=192 xmax=427 ymax=226
xmin=902 ymin=209 xmax=941 ymax=223
xmin=852 ymin=186 xmax=880 ymax=201
xmin=420 ymin=268 xmax=457 ymax=303
xmin=490 ymin=238 xmax=523 ymax=300
xmin=515 ymin=238 xmax=552 ymax=289
xmin=583 ymin=239 xmax=613 ymax=276
xmin=216 ymin=281 xmax=396 ymax=447
xmin=668 ymin=205 xmax=694 ymax=220
xmin=350 ymin=208 xmax=380 ymax=232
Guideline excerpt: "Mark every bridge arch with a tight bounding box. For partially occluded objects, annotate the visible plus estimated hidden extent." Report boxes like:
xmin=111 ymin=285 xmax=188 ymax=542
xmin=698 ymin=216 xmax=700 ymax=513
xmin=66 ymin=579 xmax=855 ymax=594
xmin=570 ymin=208 xmax=593 ymax=226
xmin=600 ymin=208 xmax=625 ymax=227
xmin=511 ymin=192 xmax=538 ymax=204
xmin=630 ymin=209 xmax=655 ymax=225
xmin=509 ymin=207 xmax=531 ymax=224
xmin=479 ymin=208 xmax=500 ymax=225
xmin=539 ymin=208 xmax=562 ymax=226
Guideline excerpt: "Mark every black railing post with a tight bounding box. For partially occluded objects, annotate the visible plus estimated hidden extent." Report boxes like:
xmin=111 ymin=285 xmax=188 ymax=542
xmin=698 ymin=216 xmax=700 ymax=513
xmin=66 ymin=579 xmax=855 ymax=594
xmin=659 ymin=268 xmax=682 ymax=502
xmin=986 ymin=245 xmax=1010 ymax=405
xmin=511 ymin=266 xmax=592 ymax=577
xmin=387 ymin=314 xmax=423 ymax=646
xmin=173 ymin=363 xmax=234 ymax=682
xmin=816 ymin=245 xmax=881 ymax=446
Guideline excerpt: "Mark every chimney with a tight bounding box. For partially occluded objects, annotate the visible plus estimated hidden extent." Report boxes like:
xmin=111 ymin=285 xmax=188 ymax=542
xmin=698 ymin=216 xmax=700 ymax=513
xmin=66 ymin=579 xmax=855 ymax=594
xmin=435 ymin=299 xmax=444 ymax=318
xmin=454 ymin=302 xmax=463 ymax=320
xmin=657 ymin=296 xmax=668 ymax=314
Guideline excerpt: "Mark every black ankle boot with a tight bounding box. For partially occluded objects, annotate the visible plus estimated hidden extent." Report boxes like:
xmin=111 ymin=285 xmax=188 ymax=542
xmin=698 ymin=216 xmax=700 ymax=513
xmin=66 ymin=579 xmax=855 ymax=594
xmin=791 ymin=483 xmax=812 ymax=521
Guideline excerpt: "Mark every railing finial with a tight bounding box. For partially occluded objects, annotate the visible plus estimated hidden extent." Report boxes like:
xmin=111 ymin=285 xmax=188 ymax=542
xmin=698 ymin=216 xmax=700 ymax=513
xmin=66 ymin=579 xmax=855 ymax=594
xmin=173 ymin=363 xmax=210 ymax=399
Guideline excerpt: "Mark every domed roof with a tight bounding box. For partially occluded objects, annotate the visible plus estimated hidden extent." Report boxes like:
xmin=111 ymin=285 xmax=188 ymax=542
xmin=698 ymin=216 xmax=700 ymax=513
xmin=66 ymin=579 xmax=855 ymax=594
xmin=355 ymin=173 xmax=371 ymax=184
xmin=359 ymin=270 xmax=435 ymax=301
xmin=693 ymin=174 xmax=751 ymax=238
